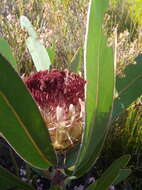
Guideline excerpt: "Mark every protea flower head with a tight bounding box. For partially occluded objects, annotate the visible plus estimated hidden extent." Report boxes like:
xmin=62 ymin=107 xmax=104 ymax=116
xmin=24 ymin=69 xmax=85 ymax=151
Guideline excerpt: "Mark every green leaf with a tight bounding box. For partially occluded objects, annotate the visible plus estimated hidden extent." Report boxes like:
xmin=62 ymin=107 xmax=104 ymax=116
xmin=0 ymin=165 xmax=35 ymax=190
xmin=47 ymin=47 xmax=56 ymax=64
xmin=70 ymin=48 xmax=82 ymax=73
xmin=0 ymin=54 xmax=56 ymax=169
xmin=0 ymin=38 xmax=17 ymax=72
xmin=113 ymin=169 xmax=131 ymax=185
xmin=73 ymin=0 xmax=115 ymax=177
xmin=113 ymin=54 xmax=142 ymax=120
xmin=86 ymin=155 xmax=130 ymax=190
xmin=20 ymin=16 xmax=51 ymax=71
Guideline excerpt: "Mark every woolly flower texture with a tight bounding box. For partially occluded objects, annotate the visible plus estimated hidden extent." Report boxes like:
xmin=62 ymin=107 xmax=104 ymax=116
xmin=24 ymin=69 xmax=85 ymax=151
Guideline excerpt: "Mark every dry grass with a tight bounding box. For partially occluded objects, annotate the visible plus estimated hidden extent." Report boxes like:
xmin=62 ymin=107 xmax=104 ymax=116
xmin=0 ymin=0 xmax=88 ymax=73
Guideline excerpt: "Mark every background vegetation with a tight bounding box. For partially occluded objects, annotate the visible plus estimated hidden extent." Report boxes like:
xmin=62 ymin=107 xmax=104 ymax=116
xmin=0 ymin=0 xmax=142 ymax=189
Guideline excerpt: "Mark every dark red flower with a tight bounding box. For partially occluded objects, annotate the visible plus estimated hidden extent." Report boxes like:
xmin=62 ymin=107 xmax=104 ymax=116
xmin=24 ymin=69 xmax=85 ymax=150
xmin=25 ymin=69 xmax=85 ymax=109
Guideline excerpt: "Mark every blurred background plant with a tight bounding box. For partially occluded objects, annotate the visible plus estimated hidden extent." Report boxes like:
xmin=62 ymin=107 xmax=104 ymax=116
xmin=0 ymin=0 xmax=142 ymax=189
xmin=0 ymin=0 xmax=88 ymax=74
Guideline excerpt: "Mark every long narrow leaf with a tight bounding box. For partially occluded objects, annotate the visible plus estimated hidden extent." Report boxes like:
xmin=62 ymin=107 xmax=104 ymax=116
xmin=20 ymin=16 xmax=51 ymax=71
xmin=0 ymin=165 xmax=35 ymax=190
xmin=0 ymin=54 xmax=56 ymax=168
xmin=113 ymin=169 xmax=131 ymax=185
xmin=0 ymin=38 xmax=17 ymax=72
xmin=74 ymin=0 xmax=115 ymax=177
xmin=86 ymin=155 xmax=130 ymax=190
